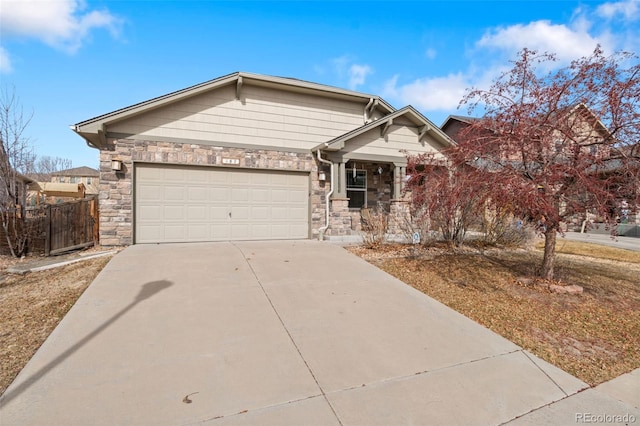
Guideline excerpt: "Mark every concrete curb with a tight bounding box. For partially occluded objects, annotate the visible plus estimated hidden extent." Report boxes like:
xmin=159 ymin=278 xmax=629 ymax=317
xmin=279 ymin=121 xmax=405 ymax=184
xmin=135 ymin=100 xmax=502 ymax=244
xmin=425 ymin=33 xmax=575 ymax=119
xmin=6 ymin=250 xmax=119 ymax=275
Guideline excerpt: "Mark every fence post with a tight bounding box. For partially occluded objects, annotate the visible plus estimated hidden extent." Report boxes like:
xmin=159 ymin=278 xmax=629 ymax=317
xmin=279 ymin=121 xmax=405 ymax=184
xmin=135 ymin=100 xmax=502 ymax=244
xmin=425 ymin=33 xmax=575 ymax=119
xmin=44 ymin=204 xmax=51 ymax=256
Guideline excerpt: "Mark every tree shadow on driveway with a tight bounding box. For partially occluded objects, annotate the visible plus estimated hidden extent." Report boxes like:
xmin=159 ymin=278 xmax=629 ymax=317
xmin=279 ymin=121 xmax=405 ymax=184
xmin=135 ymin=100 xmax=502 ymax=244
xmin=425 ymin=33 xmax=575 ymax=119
xmin=0 ymin=279 xmax=173 ymax=406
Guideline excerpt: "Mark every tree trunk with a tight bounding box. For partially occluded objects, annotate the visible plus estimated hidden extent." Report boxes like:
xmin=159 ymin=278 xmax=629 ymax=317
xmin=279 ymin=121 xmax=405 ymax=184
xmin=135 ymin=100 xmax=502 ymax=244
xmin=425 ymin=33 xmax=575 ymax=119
xmin=540 ymin=226 xmax=557 ymax=280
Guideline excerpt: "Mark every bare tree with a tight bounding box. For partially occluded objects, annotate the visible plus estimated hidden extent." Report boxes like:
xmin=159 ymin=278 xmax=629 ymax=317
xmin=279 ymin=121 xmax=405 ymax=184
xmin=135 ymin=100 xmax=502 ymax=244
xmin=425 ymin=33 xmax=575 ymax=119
xmin=27 ymin=156 xmax=73 ymax=181
xmin=0 ymin=86 xmax=36 ymax=257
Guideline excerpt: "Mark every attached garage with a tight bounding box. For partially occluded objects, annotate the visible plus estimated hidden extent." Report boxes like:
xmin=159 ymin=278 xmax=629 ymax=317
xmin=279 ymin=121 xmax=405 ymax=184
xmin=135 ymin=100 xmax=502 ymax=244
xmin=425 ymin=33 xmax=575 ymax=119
xmin=134 ymin=164 xmax=310 ymax=243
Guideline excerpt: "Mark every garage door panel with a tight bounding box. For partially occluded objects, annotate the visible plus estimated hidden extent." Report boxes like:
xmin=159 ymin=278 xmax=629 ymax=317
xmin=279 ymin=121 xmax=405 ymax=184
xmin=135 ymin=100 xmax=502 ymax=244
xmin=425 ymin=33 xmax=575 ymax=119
xmin=187 ymin=224 xmax=209 ymax=239
xmin=210 ymin=187 xmax=230 ymax=202
xmin=231 ymin=224 xmax=250 ymax=239
xmin=231 ymin=206 xmax=250 ymax=220
xmin=250 ymin=224 xmax=270 ymax=239
xmin=271 ymin=189 xmax=290 ymax=203
xmin=187 ymin=187 xmax=207 ymax=201
xmin=135 ymin=164 xmax=309 ymax=243
xmin=210 ymin=206 xmax=229 ymax=220
xmin=164 ymin=206 xmax=185 ymax=221
xmin=164 ymin=168 xmax=187 ymax=182
xmin=290 ymin=207 xmax=308 ymax=220
xmin=231 ymin=188 xmax=249 ymax=202
xmin=211 ymin=224 xmax=231 ymax=239
xmin=164 ymin=224 xmax=186 ymax=240
xmin=251 ymin=188 xmax=269 ymax=202
xmin=271 ymin=207 xmax=289 ymax=219
xmin=231 ymin=173 xmax=251 ymax=185
xmin=289 ymin=189 xmax=308 ymax=203
xmin=187 ymin=205 xmax=207 ymax=220
xmin=290 ymin=223 xmax=309 ymax=236
xmin=164 ymin=186 xmax=186 ymax=201
xmin=251 ymin=206 xmax=270 ymax=220
xmin=138 ymin=205 xmax=162 ymax=220
xmin=138 ymin=225 xmax=162 ymax=240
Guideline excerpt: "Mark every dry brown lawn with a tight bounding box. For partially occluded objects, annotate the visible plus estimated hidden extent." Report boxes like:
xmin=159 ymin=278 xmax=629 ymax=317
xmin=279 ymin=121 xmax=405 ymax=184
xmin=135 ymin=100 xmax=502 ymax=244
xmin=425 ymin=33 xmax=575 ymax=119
xmin=0 ymin=254 xmax=113 ymax=395
xmin=349 ymin=240 xmax=640 ymax=386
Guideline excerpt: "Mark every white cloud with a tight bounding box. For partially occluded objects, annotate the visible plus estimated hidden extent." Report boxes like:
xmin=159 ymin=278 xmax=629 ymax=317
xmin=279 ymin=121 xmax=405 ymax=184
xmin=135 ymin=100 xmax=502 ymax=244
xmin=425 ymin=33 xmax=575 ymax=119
xmin=596 ymin=0 xmax=639 ymax=20
xmin=382 ymin=73 xmax=469 ymax=112
xmin=328 ymin=55 xmax=373 ymax=90
xmin=425 ymin=48 xmax=437 ymax=60
xmin=0 ymin=0 xmax=120 ymax=53
xmin=331 ymin=55 xmax=350 ymax=75
xmin=0 ymin=47 xmax=12 ymax=73
xmin=477 ymin=20 xmax=605 ymax=63
xmin=348 ymin=64 xmax=372 ymax=90
xmin=380 ymin=1 xmax=637 ymax=120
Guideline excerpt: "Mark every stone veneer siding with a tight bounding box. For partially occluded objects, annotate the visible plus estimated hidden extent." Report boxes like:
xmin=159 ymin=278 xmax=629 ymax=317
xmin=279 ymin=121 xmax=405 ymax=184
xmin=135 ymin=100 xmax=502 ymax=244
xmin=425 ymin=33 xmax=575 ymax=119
xmin=99 ymin=138 xmax=327 ymax=246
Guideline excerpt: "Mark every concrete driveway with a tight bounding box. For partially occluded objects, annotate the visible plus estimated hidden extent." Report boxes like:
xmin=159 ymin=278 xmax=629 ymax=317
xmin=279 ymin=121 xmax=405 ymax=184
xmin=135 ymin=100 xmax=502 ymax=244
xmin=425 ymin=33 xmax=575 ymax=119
xmin=1 ymin=241 xmax=638 ymax=425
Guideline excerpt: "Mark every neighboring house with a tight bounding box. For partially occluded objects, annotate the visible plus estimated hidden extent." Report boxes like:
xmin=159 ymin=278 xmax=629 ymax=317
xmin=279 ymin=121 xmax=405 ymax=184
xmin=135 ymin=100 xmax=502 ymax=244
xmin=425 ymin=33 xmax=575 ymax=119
xmin=73 ymin=71 xmax=453 ymax=246
xmin=50 ymin=166 xmax=100 ymax=195
xmin=4 ymin=172 xmax=35 ymax=212
xmin=440 ymin=115 xmax=478 ymax=142
xmin=441 ymin=104 xmax=612 ymax=161
xmin=441 ymin=106 xmax=638 ymax=232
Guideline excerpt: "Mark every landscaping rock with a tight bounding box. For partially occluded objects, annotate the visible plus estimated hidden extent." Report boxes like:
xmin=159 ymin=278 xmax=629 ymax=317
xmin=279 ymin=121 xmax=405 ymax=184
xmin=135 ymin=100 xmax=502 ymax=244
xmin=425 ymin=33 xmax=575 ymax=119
xmin=549 ymin=284 xmax=584 ymax=295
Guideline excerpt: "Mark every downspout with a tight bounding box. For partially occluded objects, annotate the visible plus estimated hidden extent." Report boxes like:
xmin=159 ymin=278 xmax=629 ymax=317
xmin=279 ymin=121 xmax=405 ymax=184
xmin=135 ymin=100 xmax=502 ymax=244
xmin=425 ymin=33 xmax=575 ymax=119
xmin=316 ymin=149 xmax=334 ymax=240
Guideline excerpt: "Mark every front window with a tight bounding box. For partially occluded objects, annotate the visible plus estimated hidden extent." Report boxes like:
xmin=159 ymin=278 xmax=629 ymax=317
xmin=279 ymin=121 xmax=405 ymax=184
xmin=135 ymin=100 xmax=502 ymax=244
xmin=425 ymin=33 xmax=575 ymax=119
xmin=347 ymin=169 xmax=367 ymax=209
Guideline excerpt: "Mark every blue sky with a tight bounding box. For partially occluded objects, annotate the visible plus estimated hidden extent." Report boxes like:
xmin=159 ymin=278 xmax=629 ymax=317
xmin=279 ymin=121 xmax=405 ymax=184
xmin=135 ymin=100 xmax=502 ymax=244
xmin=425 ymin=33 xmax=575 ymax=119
xmin=1 ymin=0 xmax=639 ymax=169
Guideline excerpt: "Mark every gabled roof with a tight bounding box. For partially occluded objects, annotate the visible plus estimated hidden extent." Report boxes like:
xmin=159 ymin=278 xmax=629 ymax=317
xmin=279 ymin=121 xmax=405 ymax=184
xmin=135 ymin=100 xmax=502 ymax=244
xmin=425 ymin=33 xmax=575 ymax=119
xmin=441 ymin=115 xmax=478 ymax=127
xmin=51 ymin=166 xmax=99 ymax=177
xmin=16 ymin=172 xmax=36 ymax=185
xmin=72 ymin=72 xmax=396 ymax=149
xmin=564 ymin=103 xmax=612 ymax=140
xmin=317 ymin=105 xmax=454 ymax=152
xmin=440 ymin=115 xmax=480 ymax=134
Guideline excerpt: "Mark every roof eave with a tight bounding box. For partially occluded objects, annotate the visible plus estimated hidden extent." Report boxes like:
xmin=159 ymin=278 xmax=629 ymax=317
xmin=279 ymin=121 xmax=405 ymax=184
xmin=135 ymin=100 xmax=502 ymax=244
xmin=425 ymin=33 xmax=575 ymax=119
xmin=74 ymin=71 xmax=396 ymax=134
xmin=319 ymin=106 xmax=455 ymax=151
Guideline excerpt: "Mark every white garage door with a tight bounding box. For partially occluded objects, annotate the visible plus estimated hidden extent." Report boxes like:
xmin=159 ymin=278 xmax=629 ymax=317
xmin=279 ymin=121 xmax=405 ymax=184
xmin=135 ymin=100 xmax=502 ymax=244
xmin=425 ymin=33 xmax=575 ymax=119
xmin=135 ymin=164 xmax=309 ymax=243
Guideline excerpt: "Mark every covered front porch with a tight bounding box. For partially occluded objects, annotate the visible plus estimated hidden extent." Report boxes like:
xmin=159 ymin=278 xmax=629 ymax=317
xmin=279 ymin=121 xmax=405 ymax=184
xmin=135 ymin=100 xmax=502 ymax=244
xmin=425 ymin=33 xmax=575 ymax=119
xmin=316 ymin=157 xmax=410 ymax=240
xmin=312 ymin=106 xmax=454 ymax=241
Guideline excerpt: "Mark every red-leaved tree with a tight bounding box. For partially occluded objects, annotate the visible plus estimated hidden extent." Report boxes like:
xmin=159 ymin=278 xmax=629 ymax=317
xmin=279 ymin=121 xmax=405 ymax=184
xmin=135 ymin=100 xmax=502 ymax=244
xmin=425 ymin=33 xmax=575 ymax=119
xmin=408 ymin=47 xmax=640 ymax=280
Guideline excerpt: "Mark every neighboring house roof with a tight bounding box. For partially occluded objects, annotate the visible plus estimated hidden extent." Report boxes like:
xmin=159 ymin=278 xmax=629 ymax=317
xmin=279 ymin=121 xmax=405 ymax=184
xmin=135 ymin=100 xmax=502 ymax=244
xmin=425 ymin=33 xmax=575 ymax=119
xmin=16 ymin=172 xmax=36 ymax=185
xmin=441 ymin=115 xmax=479 ymax=128
xmin=51 ymin=166 xmax=99 ymax=177
xmin=73 ymin=72 xmax=396 ymax=149
xmin=29 ymin=182 xmax=87 ymax=198
xmin=562 ymin=103 xmax=612 ymax=141
xmin=319 ymin=106 xmax=454 ymax=151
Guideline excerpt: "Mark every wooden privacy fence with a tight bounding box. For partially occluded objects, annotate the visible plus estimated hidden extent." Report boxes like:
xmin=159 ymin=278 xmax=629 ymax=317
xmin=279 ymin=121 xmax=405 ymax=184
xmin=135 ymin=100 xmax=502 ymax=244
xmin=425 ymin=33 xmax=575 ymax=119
xmin=13 ymin=196 xmax=99 ymax=256
xmin=44 ymin=197 xmax=99 ymax=255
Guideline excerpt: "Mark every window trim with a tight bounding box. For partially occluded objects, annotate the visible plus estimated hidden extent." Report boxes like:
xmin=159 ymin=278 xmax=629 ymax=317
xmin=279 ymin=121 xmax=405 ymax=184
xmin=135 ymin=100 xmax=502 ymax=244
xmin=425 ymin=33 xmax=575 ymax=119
xmin=346 ymin=169 xmax=367 ymax=209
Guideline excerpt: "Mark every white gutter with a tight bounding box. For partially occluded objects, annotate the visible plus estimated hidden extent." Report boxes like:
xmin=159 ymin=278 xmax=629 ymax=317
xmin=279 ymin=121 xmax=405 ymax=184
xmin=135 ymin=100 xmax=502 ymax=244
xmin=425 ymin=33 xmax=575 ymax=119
xmin=316 ymin=149 xmax=334 ymax=240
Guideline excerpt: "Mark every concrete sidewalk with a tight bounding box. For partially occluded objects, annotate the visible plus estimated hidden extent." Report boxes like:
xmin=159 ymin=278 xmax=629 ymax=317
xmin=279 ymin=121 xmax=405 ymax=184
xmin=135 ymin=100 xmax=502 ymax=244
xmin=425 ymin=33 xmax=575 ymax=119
xmin=562 ymin=231 xmax=640 ymax=252
xmin=1 ymin=241 xmax=637 ymax=425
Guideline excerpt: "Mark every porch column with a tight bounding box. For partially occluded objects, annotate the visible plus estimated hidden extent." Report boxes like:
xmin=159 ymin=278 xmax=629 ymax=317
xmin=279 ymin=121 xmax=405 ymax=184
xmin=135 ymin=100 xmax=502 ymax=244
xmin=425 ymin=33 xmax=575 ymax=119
xmin=394 ymin=165 xmax=401 ymax=199
xmin=333 ymin=161 xmax=347 ymax=198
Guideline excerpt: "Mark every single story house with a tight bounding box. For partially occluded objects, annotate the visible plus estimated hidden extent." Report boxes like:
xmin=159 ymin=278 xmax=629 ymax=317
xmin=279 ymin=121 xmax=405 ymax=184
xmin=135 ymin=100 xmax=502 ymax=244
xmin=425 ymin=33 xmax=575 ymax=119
xmin=73 ymin=72 xmax=453 ymax=246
